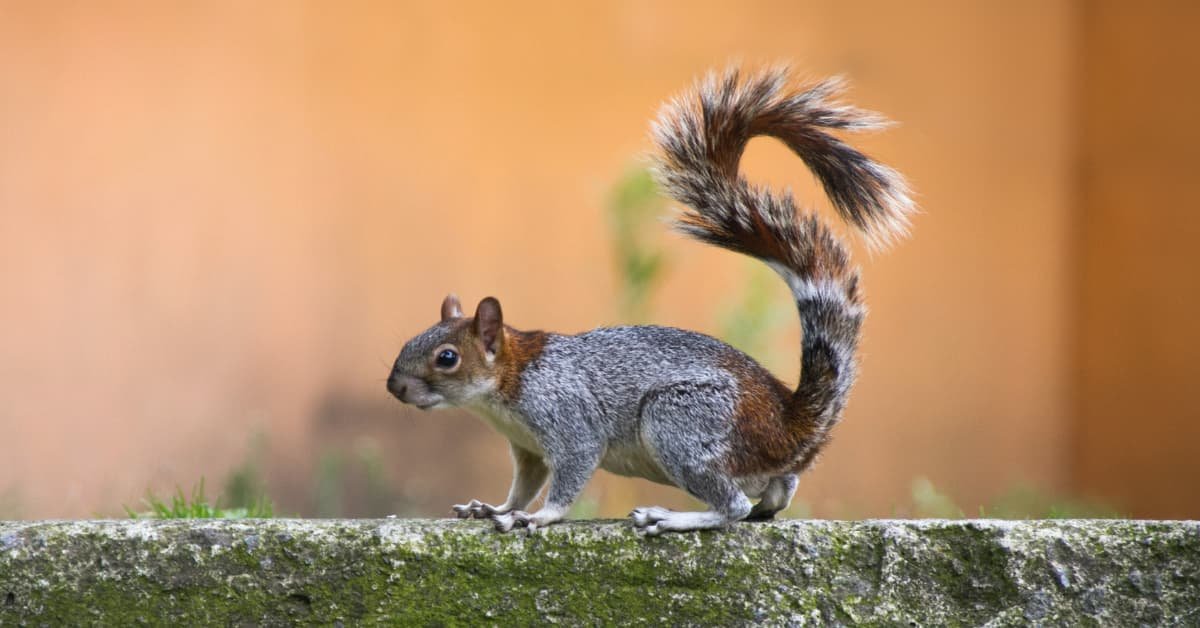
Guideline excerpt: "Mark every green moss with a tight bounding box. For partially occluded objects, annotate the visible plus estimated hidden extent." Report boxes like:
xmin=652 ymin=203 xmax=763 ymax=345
xmin=2 ymin=519 xmax=1199 ymax=625
xmin=905 ymin=525 xmax=1020 ymax=624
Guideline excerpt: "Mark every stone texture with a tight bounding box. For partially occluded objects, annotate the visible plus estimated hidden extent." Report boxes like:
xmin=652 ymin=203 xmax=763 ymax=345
xmin=0 ymin=518 xmax=1197 ymax=625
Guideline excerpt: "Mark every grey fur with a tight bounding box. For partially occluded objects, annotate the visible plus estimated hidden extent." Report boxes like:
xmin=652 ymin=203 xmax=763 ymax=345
xmin=389 ymin=66 xmax=912 ymax=534
xmin=500 ymin=328 xmax=748 ymax=532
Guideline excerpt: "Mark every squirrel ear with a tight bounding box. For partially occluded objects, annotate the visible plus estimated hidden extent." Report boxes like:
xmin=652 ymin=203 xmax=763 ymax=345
xmin=440 ymin=294 xmax=463 ymax=321
xmin=473 ymin=297 xmax=504 ymax=356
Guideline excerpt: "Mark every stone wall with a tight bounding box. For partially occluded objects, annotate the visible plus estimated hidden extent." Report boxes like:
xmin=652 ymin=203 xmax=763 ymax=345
xmin=1 ymin=519 xmax=1197 ymax=625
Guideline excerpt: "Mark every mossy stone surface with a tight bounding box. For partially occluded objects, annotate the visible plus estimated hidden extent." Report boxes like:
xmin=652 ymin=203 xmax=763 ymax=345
xmin=1 ymin=518 xmax=1198 ymax=625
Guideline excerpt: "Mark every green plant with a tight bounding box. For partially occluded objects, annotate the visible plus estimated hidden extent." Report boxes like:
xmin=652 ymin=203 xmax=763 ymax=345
xmin=902 ymin=477 xmax=1122 ymax=520
xmin=981 ymin=483 xmax=1121 ymax=519
xmin=314 ymin=452 xmax=346 ymax=518
xmin=355 ymin=439 xmax=399 ymax=516
xmin=0 ymin=486 xmax=22 ymax=519
xmin=125 ymin=478 xmax=274 ymax=519
xmin=312 ymin=439 xmax=403 ymax=517
xmin=221 ymin=432 xmax=272 ymax=513
xmin=910 ymin=477 xmax=965 ymax=519
xmin=607 ymin=167 xmax=668 ymax=324
xmin=716 ymin=261 xmax=795 ymax=370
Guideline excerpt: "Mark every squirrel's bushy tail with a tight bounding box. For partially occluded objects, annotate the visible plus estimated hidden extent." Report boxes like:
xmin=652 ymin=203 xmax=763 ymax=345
xmin=650 ymin=66 xmax=913 ymax=466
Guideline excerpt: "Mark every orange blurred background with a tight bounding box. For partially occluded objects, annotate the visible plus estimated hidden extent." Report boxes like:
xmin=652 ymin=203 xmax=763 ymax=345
xmin=1 ymin=1 xmax=1197 ymax=519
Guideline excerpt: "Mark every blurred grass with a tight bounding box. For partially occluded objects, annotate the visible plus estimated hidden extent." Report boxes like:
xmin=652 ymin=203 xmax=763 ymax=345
xmin=977 ymin=483 xmax=1121 ymax=519
xmin=607 ymin=167 xmax=668 ymax=324
xmin=903 ymin=477 xmax=1120 ymax=520
xmin=717 ymin=261 xmax=795 ymax=372
xmin=314 ymin=438 xmax=407 ymax=518
xmin=0 ymin=487 xmax=22 ymax=519
xmin=121 ymin=435 xmax=415 ymax=520
xmin=124 ymin=478 xmax=273 ymax=520
xmin=221 ymin=432 xmax=271 ymax=514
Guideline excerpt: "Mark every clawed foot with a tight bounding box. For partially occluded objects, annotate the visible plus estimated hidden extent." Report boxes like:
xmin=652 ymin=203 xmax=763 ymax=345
xmin=629 ymin=506 xmax=672 ymax=536
xmin=452 ymin=499 xmax=508 ymax=519
xmin=491 ymin=510 xmax=538 ymax=534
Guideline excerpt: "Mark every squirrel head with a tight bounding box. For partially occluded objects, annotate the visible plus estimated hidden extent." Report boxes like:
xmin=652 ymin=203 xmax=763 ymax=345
xmin=387 ymin=294 xmax=506 ymax=410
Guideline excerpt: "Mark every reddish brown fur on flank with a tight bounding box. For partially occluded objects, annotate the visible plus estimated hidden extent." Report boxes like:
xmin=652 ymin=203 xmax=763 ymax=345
xmin=789 ymin=440 xmax=826 ymax=476
xmin=496 ymin=327 xmax=548 ymax=403
xmin=719 ymin=350 xmax=812 ymax=476
xmin=784 ymin=361 xmax=843 ymax=474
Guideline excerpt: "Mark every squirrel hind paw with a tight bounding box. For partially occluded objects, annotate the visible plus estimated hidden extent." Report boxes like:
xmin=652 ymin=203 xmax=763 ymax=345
xmin=630 ymin=506 xmax=672 ymax=528
xmin=491 ymin=510 xmax=535 ymax=533
xmin=630 ymin=507 xmax=744 ymax=534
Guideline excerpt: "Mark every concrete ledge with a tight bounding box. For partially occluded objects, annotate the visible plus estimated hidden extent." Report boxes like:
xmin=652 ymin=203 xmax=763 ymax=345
xmin=1 ymin=519 xmax=1198 ymax=625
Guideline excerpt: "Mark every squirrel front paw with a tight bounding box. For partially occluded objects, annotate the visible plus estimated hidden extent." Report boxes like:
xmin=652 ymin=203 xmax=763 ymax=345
xmin=452 ymin=499 xmax=508 ymax=519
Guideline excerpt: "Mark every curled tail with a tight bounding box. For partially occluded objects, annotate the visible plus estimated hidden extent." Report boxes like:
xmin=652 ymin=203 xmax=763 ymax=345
xmin=650 ymin=66 xmax=913 ymax=467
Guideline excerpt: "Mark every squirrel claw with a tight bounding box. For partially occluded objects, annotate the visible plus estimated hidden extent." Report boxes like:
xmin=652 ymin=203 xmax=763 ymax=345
xmin=630 ymin=506 xmax=671 ymax=529
xmin=451 ymin=499 xmax=480 ymax=518
xmin=452 ymin=499 xmax=506 ymax=520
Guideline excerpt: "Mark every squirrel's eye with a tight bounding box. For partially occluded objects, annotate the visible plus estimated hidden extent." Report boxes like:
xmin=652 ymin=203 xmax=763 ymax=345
xmin=435 ymin=348 xmax=459 ymax=369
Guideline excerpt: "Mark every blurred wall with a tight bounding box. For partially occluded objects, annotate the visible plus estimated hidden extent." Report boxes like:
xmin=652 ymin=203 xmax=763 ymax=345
xmin=0 ymin=1 xmax=1174 ymax=519
xmin=1075 ymin=1 xmax=1200 ymax=518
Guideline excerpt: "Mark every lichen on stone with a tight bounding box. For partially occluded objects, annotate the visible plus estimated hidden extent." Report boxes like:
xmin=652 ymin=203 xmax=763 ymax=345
xmin=0 ymin=518 xmax=1197 ymax=625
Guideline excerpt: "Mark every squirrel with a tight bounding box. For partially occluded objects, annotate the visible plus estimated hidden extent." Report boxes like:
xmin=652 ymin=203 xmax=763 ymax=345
xmin=387 ymin=66 xmax=913 ymax=535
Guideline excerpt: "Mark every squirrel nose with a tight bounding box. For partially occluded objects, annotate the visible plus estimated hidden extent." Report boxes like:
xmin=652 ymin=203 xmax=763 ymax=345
xmin=386 ymin=371 xmax=407 ymax=399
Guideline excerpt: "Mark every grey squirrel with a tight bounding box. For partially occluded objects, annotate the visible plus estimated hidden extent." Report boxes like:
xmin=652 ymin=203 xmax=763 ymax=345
xmin=387 ymin=66 xmax=913 ymax=534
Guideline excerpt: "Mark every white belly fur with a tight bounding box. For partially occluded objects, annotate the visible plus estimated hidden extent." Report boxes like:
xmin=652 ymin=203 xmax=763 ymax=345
xmin=467 ymin=403 xmax=543 ymax=455
xmin=468 ymin=403 xmax=676 ymax=487
xmin=600 ymin=442 xmax=674 ymax=486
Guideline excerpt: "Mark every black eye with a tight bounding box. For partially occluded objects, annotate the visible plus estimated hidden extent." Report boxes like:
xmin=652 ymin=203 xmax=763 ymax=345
xmin=435 ymin=348 xmax=459 ymax=369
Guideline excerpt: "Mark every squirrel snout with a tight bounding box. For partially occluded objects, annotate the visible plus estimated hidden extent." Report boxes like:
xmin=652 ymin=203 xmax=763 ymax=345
xmin=387 ymin=371 xmax=442 ymax=409
xmin=387 ymin=371 xmax=413 ymax=400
